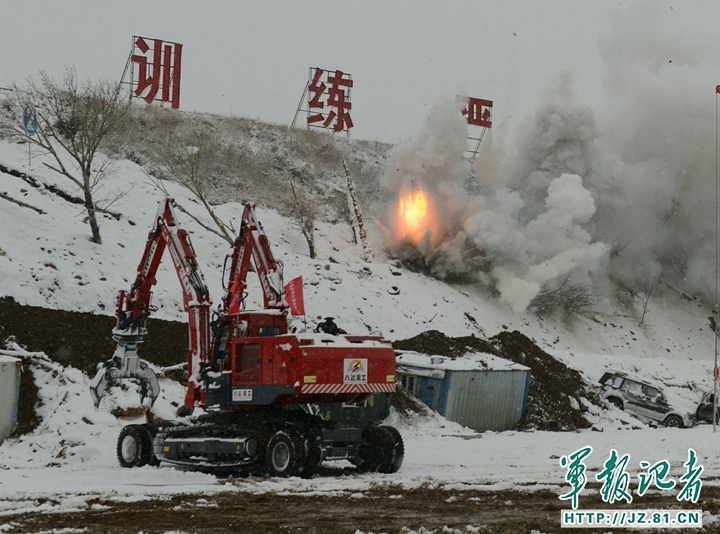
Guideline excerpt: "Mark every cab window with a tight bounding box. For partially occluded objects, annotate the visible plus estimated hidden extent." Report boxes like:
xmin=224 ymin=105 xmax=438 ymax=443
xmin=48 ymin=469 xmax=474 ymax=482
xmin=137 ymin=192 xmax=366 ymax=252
xmin=259 ymin=326 xmax=280 ymax=337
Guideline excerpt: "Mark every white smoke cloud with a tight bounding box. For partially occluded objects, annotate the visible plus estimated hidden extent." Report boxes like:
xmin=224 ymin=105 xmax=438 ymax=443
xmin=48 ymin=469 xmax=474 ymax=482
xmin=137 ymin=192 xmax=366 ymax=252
xmin=469 ymin=174 xmax=609 ymax=311
xmin=382 ymin=99 xmax=609 ymax=311
xmin=586 ymin=2 xmax=719 ymax=296
xmin=382 ymin=3 xmax=720 ymax=310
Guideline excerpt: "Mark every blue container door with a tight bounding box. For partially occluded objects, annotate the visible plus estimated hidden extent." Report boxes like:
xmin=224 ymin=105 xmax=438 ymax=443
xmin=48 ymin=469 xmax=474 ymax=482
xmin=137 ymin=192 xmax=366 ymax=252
xmin=417 ymin=376 xmax=444 ymax=411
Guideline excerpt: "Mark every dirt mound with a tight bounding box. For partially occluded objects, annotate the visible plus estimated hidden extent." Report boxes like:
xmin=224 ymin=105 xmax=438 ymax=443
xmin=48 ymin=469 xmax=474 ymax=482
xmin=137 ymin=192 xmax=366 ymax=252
xmin=0 ymin=297 xmax=187 ymax=376
xmin=394 ymin=329 xmax=600 ymax=431
xmin=490 ymin=330 xmax=598 ymax=431
xmin=393 ymin=329 xmax=496 ymax=357
xmin=2 ymin=297 xmax=599 ymax=435
xmin=0 ymin=297 xmax=188 ymax=436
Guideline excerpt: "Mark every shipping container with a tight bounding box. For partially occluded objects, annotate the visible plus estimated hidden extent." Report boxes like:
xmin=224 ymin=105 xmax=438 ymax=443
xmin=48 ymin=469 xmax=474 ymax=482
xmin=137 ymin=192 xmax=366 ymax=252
xmin=0 ymin=355 xmax=21 ymax=442
xmin=396 ymin=351 xmax=530 ymax=432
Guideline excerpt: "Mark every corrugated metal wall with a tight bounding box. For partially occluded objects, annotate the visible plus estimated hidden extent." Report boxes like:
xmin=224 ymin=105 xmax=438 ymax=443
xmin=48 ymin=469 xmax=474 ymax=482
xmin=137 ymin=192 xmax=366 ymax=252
xmin=0 ymin=357 xmax=21 ymax=442
xmin=441 ymin=369 xmax=530 ymax=432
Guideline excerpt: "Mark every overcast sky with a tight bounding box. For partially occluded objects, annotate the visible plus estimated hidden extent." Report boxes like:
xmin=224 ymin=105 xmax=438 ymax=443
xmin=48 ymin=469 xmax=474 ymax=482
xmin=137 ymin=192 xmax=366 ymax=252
xmin=3 ymin=1 xmax=720 ymax=144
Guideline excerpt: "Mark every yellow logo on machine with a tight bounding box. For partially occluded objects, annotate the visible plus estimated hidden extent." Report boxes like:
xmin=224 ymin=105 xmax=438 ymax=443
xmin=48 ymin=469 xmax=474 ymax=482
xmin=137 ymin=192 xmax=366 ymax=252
xmin=344 ymin=358 xmax=368 ymax=384
xmin=303 ymin=375 xmax=317 ymax=383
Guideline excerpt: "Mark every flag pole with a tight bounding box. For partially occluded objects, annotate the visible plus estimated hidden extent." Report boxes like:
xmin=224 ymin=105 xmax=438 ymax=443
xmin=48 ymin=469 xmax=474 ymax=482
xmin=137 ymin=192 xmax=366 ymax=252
xmin=714 ymin=85 xmax=719 ymax=433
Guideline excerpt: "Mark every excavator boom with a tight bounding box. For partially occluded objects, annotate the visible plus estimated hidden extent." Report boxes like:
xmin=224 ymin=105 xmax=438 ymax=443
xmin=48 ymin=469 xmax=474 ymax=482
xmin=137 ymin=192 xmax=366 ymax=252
xmin=90 ymin=198 xmax=212 ymax=409
xmin=224 ymin=203 xmax=287 ymax=313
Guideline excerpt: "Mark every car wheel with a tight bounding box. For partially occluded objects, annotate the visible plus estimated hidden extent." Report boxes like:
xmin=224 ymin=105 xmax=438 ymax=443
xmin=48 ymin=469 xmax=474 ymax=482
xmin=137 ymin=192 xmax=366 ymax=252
xmin=664 ymin=415 xmax=684 ymax=428
xmin=607 ymin=397 xmax=623 ymax=410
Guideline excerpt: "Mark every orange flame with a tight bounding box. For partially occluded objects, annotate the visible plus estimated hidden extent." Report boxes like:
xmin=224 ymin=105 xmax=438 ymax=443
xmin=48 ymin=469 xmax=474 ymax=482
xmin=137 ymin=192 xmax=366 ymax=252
xmin=396 ymin=188 xmax=439 ymax=245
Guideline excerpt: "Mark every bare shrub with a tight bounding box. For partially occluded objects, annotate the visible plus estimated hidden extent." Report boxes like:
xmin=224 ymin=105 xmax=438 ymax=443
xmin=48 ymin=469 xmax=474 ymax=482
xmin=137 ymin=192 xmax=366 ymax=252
xmin=530 ymin=276 xmax=598 ymax=319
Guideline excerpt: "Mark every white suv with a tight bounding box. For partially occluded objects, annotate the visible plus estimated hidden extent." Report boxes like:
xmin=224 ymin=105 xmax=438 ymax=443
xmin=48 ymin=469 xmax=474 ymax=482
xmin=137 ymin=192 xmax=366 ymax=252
xmin=599 ymin=371 xmax=695 ymax=428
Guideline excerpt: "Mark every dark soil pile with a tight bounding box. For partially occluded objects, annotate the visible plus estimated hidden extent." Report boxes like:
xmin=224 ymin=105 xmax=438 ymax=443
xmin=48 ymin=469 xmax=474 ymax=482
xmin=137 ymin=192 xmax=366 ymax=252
xmin=389 ymin=379 xmax=434 ymax=418
xmin=2 ymin=297 xmax=599 ymax=435
xmin=0 ymin=297 xmax=187 ymax=375
xmin=393 ymin=330 xmax=496 ymax=357
xmin=0 ymin=297 xmax=188 ymax=437
xmin=490 ymin=330 xmax=599 ymax=431
xmin=394 ymin=329 xmax=600 ymax=431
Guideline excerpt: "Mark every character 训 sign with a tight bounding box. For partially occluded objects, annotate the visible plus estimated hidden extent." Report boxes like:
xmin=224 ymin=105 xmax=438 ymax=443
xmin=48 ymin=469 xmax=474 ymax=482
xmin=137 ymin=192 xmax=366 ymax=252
xmin=130 ymin=36 xmax=183 ymax=109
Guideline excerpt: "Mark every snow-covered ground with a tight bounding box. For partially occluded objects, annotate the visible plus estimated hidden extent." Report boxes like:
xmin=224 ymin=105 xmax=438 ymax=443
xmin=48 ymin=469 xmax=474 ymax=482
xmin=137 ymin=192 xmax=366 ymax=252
xmin=1 ymin=138 xmax=720 ymax=525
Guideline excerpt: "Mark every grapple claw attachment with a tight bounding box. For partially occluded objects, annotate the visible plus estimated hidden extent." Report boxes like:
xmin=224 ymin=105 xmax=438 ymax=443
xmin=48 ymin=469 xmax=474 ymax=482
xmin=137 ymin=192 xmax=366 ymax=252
xmin=89 ymin=336 xmax=160 ymax=408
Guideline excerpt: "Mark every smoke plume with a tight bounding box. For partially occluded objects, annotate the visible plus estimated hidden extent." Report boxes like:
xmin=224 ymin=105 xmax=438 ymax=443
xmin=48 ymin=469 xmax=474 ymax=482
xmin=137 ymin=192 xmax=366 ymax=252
xmin=381 ymin=3 xmax=720 ymax=311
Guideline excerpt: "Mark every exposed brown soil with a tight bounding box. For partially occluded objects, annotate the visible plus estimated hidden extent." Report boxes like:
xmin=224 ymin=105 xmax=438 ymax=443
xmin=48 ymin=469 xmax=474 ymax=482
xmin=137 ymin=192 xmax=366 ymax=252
xmin=0 ymin=296 xmax=187 ymax=376
xmin=3 ymin=299 xmax=599 ymax=436
xmin=5 ymin=484 xmax=718 ymax=534
xmin=491 ymin=330 xmax=601 ymax=431
xmin=1 ymin=296 xmax=187 ymax=438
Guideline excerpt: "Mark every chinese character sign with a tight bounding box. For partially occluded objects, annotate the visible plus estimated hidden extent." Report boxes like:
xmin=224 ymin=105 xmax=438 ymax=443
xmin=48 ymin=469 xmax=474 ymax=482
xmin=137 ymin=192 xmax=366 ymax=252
xmin=306 ymin=67 xmax=353 ymax=133
xmin=462 ymin=97 xmax=492 ymax=128
xmin=559 ymin=446 xmax=704 ymax=510
xmin=131 ymin=36 xmax=183 ymax=109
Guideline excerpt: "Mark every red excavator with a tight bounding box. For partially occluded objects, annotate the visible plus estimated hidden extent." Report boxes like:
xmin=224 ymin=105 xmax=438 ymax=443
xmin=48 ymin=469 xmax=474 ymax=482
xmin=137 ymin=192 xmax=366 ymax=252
xmin=90 ymin=198 xmax=403 ymax=477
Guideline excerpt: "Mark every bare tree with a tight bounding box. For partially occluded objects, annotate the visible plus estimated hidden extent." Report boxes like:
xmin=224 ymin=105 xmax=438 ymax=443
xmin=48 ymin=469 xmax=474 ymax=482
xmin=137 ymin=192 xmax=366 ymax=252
xmin=530 ymin=275 xmax=598 ymax=319
xmin=148 ymin=131 xmax=236 ymax=245
xmin=289 ymin=177 xmax=317 ymax=259
xmin=0 ymin=67 xmax=130 ymax=244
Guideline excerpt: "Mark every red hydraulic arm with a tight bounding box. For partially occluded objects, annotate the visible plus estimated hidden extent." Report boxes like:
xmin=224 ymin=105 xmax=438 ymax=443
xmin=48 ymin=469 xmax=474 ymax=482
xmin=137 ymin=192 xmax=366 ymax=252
xmin=223 ymin=203 xmax=288 ymax=314
xmin=118 ymin=198 xmax=211 ymax=325
xmin=90 ymin=198 xmax=212 ymax=412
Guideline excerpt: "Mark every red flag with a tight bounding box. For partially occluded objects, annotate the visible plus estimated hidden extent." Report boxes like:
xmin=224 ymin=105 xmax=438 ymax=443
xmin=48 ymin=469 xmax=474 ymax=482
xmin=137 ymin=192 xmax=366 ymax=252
xmin=283 ymin=276 xmax=305 ymax=316
xmin=716 ymin=85 xmax=720 ymax=94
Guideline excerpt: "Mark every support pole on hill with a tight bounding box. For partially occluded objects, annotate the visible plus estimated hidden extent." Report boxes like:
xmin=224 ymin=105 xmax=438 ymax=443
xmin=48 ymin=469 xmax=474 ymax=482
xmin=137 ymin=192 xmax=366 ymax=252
xmin=712 ymin=87 xmax=719 ymax=432
xmin=343 ymin=160 xmax=372 ymax=263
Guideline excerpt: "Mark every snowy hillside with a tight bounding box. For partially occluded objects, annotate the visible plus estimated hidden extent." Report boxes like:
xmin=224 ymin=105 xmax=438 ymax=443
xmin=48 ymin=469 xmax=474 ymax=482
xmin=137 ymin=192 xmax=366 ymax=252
xmin=0 ymin=127 xmax=718 ymax=396
xmin=2 ymin=116 xmax=720 ymax=530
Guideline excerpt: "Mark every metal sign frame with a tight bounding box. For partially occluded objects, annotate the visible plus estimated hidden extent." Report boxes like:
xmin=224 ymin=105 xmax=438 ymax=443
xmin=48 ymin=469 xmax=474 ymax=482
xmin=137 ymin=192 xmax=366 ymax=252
xmin=292 ymin=67 xmax=353 ymax=137
xmin=120 ymin=35 xmax=183 ymax=109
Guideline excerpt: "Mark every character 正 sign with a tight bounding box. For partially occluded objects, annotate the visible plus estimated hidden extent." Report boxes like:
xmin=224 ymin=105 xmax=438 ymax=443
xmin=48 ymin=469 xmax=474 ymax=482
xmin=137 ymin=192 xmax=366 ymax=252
xmin=462 ymin=97 xmax=492 ymax=128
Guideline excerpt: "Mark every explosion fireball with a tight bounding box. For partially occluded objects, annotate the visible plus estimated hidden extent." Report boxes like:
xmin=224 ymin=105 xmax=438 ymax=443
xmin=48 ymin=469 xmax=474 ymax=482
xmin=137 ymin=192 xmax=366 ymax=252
xmin=396 ymin=188 xmax=439 ymax=245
